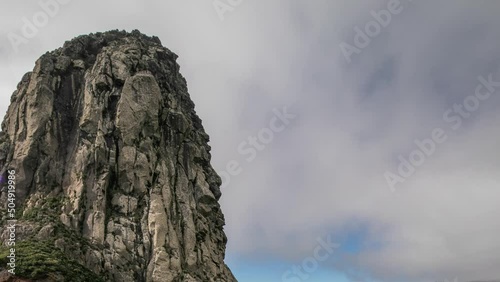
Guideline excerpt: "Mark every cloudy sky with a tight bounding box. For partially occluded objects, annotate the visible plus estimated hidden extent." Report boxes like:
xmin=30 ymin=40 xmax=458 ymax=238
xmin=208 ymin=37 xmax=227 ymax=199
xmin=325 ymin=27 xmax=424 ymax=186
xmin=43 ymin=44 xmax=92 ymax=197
xmin=2 ymin=1 xmax=500 ymax=281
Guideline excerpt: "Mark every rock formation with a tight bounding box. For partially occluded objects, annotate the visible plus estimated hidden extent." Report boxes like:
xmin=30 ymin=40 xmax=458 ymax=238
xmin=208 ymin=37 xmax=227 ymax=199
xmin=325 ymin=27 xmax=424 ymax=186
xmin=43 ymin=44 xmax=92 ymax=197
xmin=0 ymin=30 xmax=236 ymax=282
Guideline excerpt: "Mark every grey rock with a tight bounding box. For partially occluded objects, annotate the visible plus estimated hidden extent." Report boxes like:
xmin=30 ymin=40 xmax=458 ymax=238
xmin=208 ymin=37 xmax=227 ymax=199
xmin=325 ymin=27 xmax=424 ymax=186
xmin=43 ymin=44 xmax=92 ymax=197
xmin=0 ymin=30 xmax=236 ymax=282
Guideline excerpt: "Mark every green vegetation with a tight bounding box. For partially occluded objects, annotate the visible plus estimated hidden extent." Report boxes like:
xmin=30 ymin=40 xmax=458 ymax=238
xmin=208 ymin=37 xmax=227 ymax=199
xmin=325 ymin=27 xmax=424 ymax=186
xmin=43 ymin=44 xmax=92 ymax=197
xmin=22 ymin=196 xmax=63 ymax=222
xmin=0 ymin=240 xmax=104 ymax=282
xmin=0 ymin=196 xmax=105 ymax=281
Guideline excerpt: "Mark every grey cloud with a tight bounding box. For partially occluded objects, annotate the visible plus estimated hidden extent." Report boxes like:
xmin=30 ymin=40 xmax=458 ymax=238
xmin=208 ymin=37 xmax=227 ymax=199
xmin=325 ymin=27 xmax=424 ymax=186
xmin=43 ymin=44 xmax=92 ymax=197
xmin=2 ymin=1 xmax=500 ymax=281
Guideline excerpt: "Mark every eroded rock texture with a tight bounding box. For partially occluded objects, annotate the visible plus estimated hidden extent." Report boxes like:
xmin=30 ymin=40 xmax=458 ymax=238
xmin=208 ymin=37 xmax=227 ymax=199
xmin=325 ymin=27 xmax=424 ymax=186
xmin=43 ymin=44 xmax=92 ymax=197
xmin=0 ymin=30 xmax=236 ymax=282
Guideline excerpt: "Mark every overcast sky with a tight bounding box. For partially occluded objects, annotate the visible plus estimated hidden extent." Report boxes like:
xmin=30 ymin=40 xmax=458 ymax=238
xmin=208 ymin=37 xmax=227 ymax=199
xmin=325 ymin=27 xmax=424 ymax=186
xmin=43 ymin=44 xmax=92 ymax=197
xmin=2 ymin=1 xmax=500 ymax=281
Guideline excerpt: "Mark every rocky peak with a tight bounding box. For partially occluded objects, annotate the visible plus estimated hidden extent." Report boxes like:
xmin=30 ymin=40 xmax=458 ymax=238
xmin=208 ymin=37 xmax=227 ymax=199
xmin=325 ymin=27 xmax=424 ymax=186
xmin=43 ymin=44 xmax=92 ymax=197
xmin=0 ymin=30 xmax=236 ymax=282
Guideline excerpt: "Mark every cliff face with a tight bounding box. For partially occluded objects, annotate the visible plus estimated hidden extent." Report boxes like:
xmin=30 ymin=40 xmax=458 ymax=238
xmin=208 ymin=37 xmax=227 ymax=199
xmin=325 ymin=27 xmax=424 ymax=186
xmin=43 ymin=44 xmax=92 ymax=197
xmin=0 ymin=30 xmax=236 ymax=282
